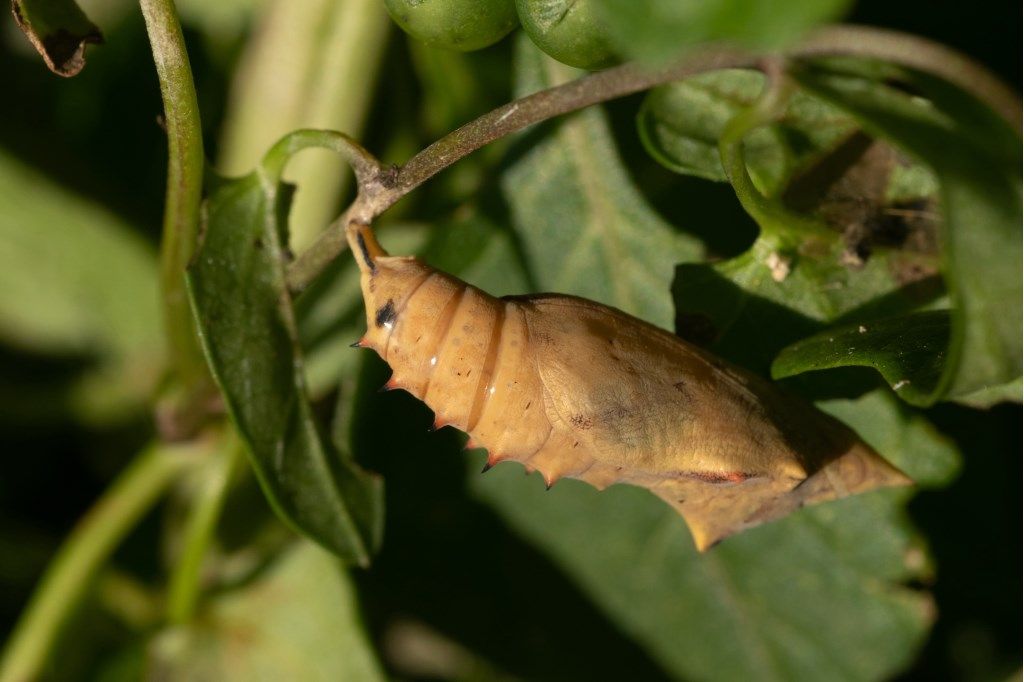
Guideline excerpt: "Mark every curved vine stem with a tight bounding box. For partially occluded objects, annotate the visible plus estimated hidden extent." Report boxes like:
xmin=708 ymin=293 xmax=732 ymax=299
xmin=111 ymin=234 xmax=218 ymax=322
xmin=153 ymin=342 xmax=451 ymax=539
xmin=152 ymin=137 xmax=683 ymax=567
xmin=284 ymin=24 xmax=1020 ymax=295
xmin=719 ymin=57 xmax=832 ymax=245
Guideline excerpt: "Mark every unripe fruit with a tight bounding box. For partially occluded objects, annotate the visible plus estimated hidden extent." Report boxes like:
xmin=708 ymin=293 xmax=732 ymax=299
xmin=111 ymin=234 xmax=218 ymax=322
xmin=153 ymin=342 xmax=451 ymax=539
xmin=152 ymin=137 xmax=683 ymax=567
xmin=516 ymin=0 xmax=617 ymax=70
xmin=385 ymin=0 xmax=519 ymax=52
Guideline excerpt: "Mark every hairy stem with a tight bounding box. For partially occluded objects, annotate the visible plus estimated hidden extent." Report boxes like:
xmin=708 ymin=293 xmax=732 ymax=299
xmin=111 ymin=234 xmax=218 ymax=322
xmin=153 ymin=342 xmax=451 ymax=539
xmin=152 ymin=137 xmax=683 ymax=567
xmin=0 ymin=443 xmax=202 ymax=682
xmin=284 ymin=24 xmax=1020 ymax=294
xmin=167 ymin=435 xmax=241 ymax=624
xmin=140 ymin=0 xmax=210 ymax=397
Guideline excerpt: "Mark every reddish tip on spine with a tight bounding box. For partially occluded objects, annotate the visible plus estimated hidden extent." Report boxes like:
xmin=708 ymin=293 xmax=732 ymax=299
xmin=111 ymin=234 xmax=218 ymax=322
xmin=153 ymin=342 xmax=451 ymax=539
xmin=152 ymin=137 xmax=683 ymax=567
xmin=349 ymin=337 xmax=368 ymax=349
xmin=379 ymin=377 xmax=400 ymax=393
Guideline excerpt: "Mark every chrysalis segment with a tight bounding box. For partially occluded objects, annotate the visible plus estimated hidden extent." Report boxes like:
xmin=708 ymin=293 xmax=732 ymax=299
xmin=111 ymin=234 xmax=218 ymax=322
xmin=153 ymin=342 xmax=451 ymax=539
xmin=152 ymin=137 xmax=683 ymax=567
xmin=422 ymin=287 xmax=501 ymax=429
xmin=386 ymin=272 xmax=462 ymax=395
xmin=469 ymin=302 xmax=551 ymax=464
xmin=347 ymin=224 xmax=911 ymax=551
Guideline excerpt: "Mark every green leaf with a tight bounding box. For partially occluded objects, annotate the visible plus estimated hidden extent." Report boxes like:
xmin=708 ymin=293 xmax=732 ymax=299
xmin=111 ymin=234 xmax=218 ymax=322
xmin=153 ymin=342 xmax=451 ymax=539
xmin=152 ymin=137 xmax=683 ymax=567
xmin=11 ymin=0 xmax=102 ymax=76
xmin=187 ymin=138 xmax=383 ymax=565
xmin=638 ymin=69 xmax=857 ymax=194
xmin=772 ymin=311 xmax=950 ymax=407
xmin=0 ymin=150 xmax=163 ymax=423
xmin=501 ymin=35 xmax=702 ymax=330
xmin=147 ymin=542 xmax=385 ymax=680
xmin=593 ymin=0 xmax=850 ymax=64
xmin=791 ymin=58 xmax=1022 ymax=406
xmin=470 ymin=387 xmax=957 ymax=681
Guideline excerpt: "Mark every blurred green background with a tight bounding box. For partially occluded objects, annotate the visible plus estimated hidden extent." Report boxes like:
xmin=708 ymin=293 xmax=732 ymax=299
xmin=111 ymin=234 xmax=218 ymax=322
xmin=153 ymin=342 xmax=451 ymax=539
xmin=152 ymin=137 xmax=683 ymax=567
xmin=0 ymin=0 xmax=1019 ymax=679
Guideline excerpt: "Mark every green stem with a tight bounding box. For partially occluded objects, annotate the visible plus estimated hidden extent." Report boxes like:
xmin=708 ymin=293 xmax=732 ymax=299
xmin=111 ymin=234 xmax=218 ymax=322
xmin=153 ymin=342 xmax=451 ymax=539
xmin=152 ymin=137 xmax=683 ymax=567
xmin=167 ymin=435 xmax=242 ymax=624
xmin=140 ymin=0 xmax=210 ymax=396
xmin=718 ymin=60 xmax=829 ymax=243
xmin=0 ymin=443 xmax=201 ymax=682
xmin=260 ymin=129 xmax=382 ymax=189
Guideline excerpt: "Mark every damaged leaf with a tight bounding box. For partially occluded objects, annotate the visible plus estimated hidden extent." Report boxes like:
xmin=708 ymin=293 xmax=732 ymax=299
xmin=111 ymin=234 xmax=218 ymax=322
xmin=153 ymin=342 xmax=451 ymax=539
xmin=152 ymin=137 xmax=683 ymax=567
xmin=791 ymin=57 xmax=1022 ymax=405
xmin=11 ymin=0 xmax=103 ymax=76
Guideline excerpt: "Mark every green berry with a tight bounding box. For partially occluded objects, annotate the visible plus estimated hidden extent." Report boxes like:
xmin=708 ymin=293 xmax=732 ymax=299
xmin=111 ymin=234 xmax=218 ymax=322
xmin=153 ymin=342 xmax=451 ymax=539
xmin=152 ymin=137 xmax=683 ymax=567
xmin=516 ymin=0 xmax=617 ymax=70
xmin=384 ymin=0 xmax=519 ymax=52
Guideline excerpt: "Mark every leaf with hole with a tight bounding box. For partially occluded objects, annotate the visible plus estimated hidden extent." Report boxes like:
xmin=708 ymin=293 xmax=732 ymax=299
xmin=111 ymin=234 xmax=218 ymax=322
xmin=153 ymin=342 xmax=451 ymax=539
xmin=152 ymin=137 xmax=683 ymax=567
xmin=791 ymin=58 xmax=1022 ymax=405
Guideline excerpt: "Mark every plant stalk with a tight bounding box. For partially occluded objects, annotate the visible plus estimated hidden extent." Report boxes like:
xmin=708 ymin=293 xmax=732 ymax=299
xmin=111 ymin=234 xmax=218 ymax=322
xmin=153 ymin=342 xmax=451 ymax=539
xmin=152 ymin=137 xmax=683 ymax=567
xmin=140 ymin=0 xmax=210 ymax=397
xmin=0 ymin=443 xmax=201 ymax=682
xmin=166 ymin=435 xmax=242 ymax=624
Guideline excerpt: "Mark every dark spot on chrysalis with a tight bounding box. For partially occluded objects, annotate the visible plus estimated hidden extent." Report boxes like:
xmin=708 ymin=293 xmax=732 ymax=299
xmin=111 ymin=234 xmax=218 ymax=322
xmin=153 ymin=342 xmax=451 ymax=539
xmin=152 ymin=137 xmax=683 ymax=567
xmin=375 ymin=299 xmax=397 ymax=328
xmin=356 ymin=231 xmax=376 ymax=273
xmin=570 ymin=414 xmax=593 ymax=430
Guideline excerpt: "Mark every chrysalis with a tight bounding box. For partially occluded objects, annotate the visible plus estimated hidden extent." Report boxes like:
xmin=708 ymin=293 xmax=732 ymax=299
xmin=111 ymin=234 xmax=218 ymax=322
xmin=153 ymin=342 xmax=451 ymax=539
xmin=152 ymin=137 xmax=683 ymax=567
xmin=349 ymin=224 xmax=910 ymax=550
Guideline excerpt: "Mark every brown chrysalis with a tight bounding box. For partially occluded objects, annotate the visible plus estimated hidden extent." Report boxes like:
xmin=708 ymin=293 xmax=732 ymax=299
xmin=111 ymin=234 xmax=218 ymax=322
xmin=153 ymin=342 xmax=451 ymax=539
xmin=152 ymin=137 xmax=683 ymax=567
xmin=348 ymin=224 xmax=910 ymax=550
